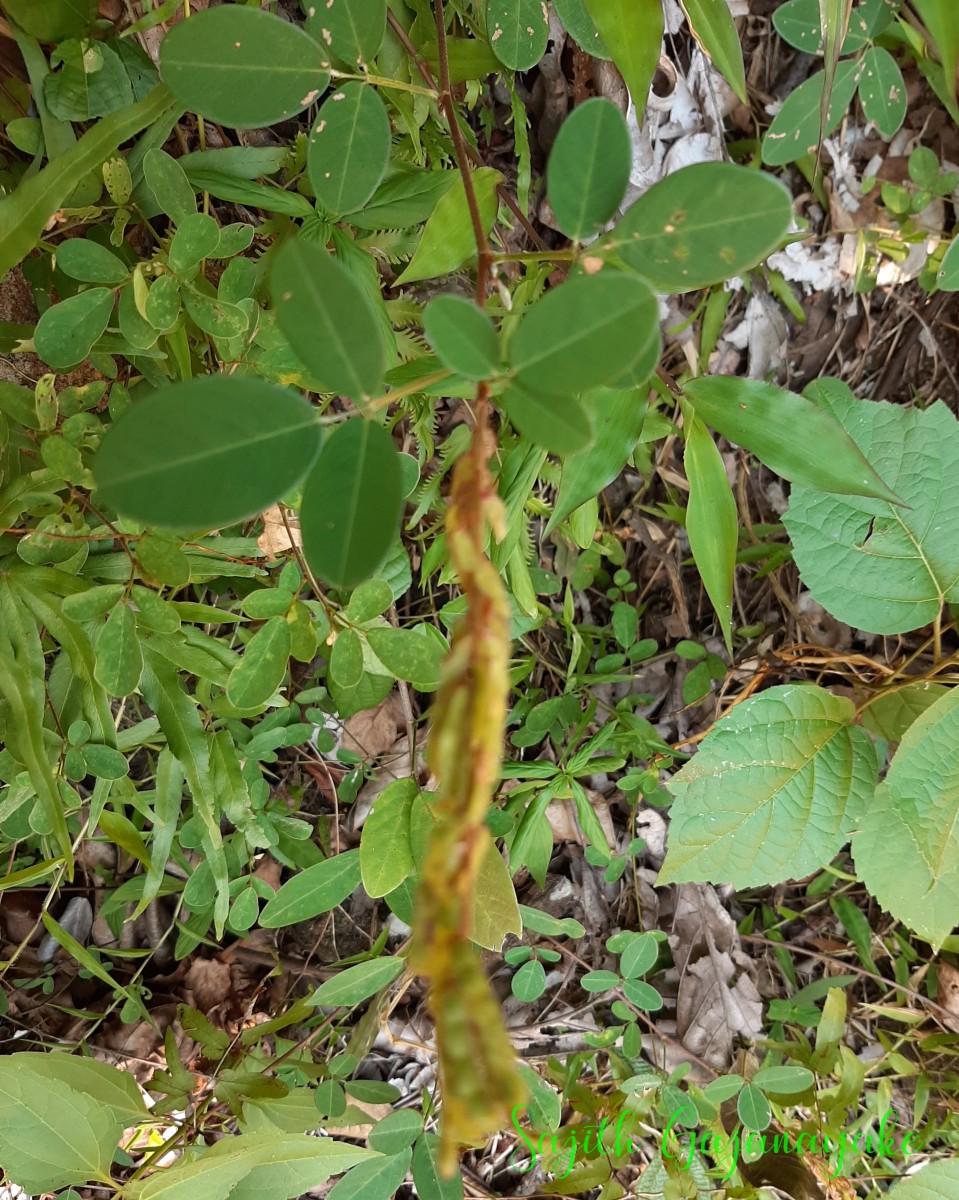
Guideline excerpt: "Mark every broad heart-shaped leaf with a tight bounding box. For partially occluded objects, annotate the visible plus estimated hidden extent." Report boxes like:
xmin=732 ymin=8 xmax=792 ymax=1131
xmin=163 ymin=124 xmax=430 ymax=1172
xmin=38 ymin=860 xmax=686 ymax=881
xmin=1 ymin=0 xmax=97 ymax=41
xmin=659 ymin=684 xmax=878 ymax=887
xmin=128 ymin=1133 xmax=376 ymax=1200
xmin=56 ymin=237 xmax=128 ymax=284
xmin=308 ymin=82 xmax=391 ymax=218
xmin=510 ymin=272 xmax=660 ymax=397
xmin=546 ymin=386 xmax=647 ymax=532
xmin=360 ymin=778 xmax=418 ymax=898
xmin=160 ymin=6 xmax=331 ymax=130
xmin=0 ymin=1059 xmax=119 ymax=1192
xmin=855 ymin=687 xmax=959 ymax=947
xmin=762 ymin=60 xmax=860 ymax=165
xmin=886 ymin=1161 xmax=959 ymax=1199
xmin=684 ymin=416 xmax=736 ymax=655
xmin=300 ymin=419 xmax=404 ymax=589
xmin=782 ymin=387 xmax=959 ymax=633
xmin=500 ymin=384 xmax=592 ymax=456
xmin=553 ymin=0 xmax=611 ymax=57
xmin=679 ymin=0 xmax=747 ymax=102
xmin=93 ymin=376 xmax=322 ymax=529
xmin=858 ymin=46 xmax=906 ymax=137
xmin=259 ymin=849 xmax=361 ymax=928
xmin=272 ymin=238 xmax=387 ymax=400
xmin=547 ymin=98 xmax=630 ymax=240
xmin=608 ymin=162 xmax=793 ymax=292
xmin=34 ymin=288 xmax=114 ymax=371
xmin=395 ymin=167 xmax=501 ymax=286
xmin=584 ymin=0 xmax=663 ymax=108
xmin=487 ymin=0 xmax=550 ymax=71
xmin=423 ymin=295 xmax=499 ymax=380
xmin=304 ymin=0 xmax=387 ymax=68
xmin=684 ymin=377 xmax=901 ymax=504
xmin=226 ymin=616 xmax=292 ymax=709
xmin=309 ymin=956 xmax=405 ymax=1007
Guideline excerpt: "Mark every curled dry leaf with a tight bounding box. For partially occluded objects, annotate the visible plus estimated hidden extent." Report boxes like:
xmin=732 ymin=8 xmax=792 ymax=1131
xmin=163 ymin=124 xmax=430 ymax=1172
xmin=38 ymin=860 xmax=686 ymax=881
xmin=257 ymin=504 xmax=302 ymax=558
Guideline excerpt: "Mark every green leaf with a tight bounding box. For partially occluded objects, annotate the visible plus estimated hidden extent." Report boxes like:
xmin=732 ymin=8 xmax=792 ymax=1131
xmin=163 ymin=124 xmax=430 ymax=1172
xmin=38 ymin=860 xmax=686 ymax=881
xmin=553 ymin=0 xmax=611 ymax=57
xmin=751 ymin=1065 xmax=814 ymax=1094
xmin=308 ymin=83 xmax=391 ymax=218
xmin=581 ymin=970 xmax=619 ymax=991
xmin=684 ymin=377 xmax=901 ymax=504
xmin=547 ymin=98 xmax=630 ymax=240
xmin=858 ymin=46 xmax=906 ymax=137
xmin=325 ymin=1150 xmax=411 ymax=1200
xmin=860 ymin=683 xmax=950 ymax=742
xmin=684 ymin=416 xmax=736 ymax=655
xmin=486 ymin=0 xmax=550 ymax=71
xmin=501 ymin=384 xmax=591 ymax=457
xmin=422 ymin=295 xmax=499 ymax=380
xmin=395 ymin=167 xmax=501 ymax=286
xmin=143 ymin=274 xmax=181 ymax=331
xmin=300 ymin=420 xmax=404 ymax=589
xmin=18 ymin=1053 xmax=148 ymax=1124
xmin=660 ymin=684 xmax=878 ymax=887
xmin=0 ymin=84 xmax=173 ymax=281
xmin=226 ymin=617 xmax=292 ymax=709
xmin=937 ymin=233 xmax=959 ymax=290
xmin=366 ymin=626 xmax=445 ymax=690
xmin=762 ymin=61 xmax=860 ymax=165
xmin=736 ymin=1083 xmax=771 ymax=1132
xmin=360 ymin=778 xmax=418 ymax=898
xmin=260 ymin=850 xmax=362 ymax=928
xmin=182 ymin=291 xmax=249 ymax=339
xmin=44 ymin=38 xmax=133 ymax=121
xmin=783 ymin=389 xmax=959 ymax=633
xmin=512 ymin=958 xmax=547 ymax=1001
xmin=622 ymin=979 xmax=662 ymax=1010
xmin=583 ymin=0 xmax=663 ymax=108
xmin=510 ymin=272 xmax=660 ymax=397
xmin=95 ymin=604 xmax=142 ymax=697
xmin=855 ymin=687 xmax=959 ymax=947
xmin=519 ymin=905 xmax=585 ymax=939
xmin=912 ymin=0 xmax=959 ymax=106
xmin=411 ymin=1134 xmax=464 ymax=1200
xmin=159 ymin=6 xmax=331 ymax=129
xmin=368 ymin=1111 xmax=423 ymax=1155
xmin=168 ymin=212 xmax=220 ymax=276
xmin=0 ymin=1057 xmax=118 ymax=1193
xmin=56 ymin=237 xmax=128 ymax=284
xmin=0 ymin=0 xmax=98 ymax=41
xmin=679 ymin=0 xmax=747 ymax=103
xmin=143 ymin=148 xmax=197 ymax=224
xmin=547 ymin=387 xmax=647 ymax=533
xmin=620 ymin=933 xmax=658 ymax=979
xmin=34 ymin=288 xmax=114 ymax=372
xmin=304 ymin=0 xmax=387 ymax=69
xmin=610 ymin=162 xmax=793 ymax=292
xmin=94 ymin=376 xmax=322 ymax=529
xmin=470 ymin=832 xmax=522 ymax=950
xmin=272 ymin=238 xmax=387 ymax=400
xmin=330 ymin=627 xmax=364 ymax=690
xmin=886 ymin=1161 xmax=959 ymax=1199
xmin=309 ymin=956 xmax=405 ymax=1007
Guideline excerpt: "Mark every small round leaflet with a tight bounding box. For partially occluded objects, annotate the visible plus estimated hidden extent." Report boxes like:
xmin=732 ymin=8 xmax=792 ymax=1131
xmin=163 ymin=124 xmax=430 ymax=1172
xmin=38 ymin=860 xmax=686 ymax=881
xmin=423 ymin=294 xmax=499 ymax=380
xmin=309 ymin=82 xmax=391 ymax=217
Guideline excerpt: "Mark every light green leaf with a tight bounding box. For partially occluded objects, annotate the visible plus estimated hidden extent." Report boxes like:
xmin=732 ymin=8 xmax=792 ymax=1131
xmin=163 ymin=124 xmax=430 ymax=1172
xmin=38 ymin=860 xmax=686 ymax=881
xmin=510 ymin=272 xmax=660 ymax=397
xmin=660 ymin=684 xmax=878 ymax=887
xmin=913 ymin=0 xmax=959 ymax=106
xmin=94 ymin=376 xmax=322 ymax=529
xmin=56 ymin=237 xmax=128 ymax=284
xmin=762 ymin=61 xmax=860 ymax=165
xmin=17 ymin=1052 xmax=148 ymax=1124
xmin=486 ymin=0 xmax=550 ymax=71
xmin=300 ymin=419 xmax=404 ymax=589
xmin=346 ymin=167 xmax=455 ymax=231
xmin=751 ymin=1065 xmax=814 ymax=1094
xmin=512 ymin=958 xmax=547 ymax=1001
xmin=143 ymin=148 xmax=196 ymax=224
xmin=144 ymin=274 xmax=181 ymax=331
xmin=553 ymin=0 xmax=611 ymax=57
xmin=366 ymin=626 xmax=445 ymax=689
xmin=684 ymin=416 xmax=736 ymax=655
xmin=547 ymin=98 xmax=630 ymax=240
xmin=395 ymin=167 xmax=501 ymax=286
xmin=369 ymin=1112 xmax=423 ymax=1155
xmin=0 ymin=84 xmax=174 ymax=281
xmin=737 ymin=1083 xmax=771 ymax=1132
xmin=411 ymin=1134 xmax=464 ymax=1200
xmin=547 ymin=387 xmax=647 ymax=533
xmin=309 ymin=82 xmax=391 ymax=218
xmin=583 ymin=0 xmax=663 ymax=108
xmin=360 ymin=778 xmax=418 ymax=898
xmin=858 ymin=46 xmax=906 ymax=137
xmin=855 ymin=687 xmax=959 ymax=947
xmin=330 ymin=626 xmax=364 ymax=690
xmin=226 ymin=617 xmax=292 ymax=709
xmin=160 ymin=6 xmax=331 ymax=129
xmin=470 ymin=832 xmax=522 ymax=950
xmin=259 ymin=850 xmax=362 ymax=928
xmin=326 ymin=1149 xmax=411 ymax=1200
xmin=937 ymin=234 xmax=959 ymax=290
xmin=422 ymin=295 xmax=499 ymax=380
xmin=620 ymin=933 xmax=658 ymax=979
xmin=860 ymin=683 xmax=950 ymax=742
xmin=1 ymin=0 xmax=98 ymax=41
xmin=94 ymin=604 xmax=142 ymax=697
xmin=168 ymin=212 xmax=220 ymax=276
xmin=304 ymin=0 xmax=387 ymax=68
xmin=679 ymin=0 xmax=747 ymax=102
xmin=886 ymin=1161 xmax=959 ymax=1199
xmin=44 ymin=38 xmax=133 ymax=121
xmin=684 ymin=376 xmax=901 ymax=504
xmin=34 ymin=288 xmax=114 ymax=372
xmin=309 ymin=956 xmax=405 ymax=1007
xmin=181 ymin=291 xmax=249 ymax=340
xmin=782 ymin=388 xmax=959 ymax=633
xmin=272 ymin=238 xmax=387 ymax=400
xmin=500 ymin=384 xmax=592 ymax=456
xmin=610 ymin=162 xmax=793 ymax=292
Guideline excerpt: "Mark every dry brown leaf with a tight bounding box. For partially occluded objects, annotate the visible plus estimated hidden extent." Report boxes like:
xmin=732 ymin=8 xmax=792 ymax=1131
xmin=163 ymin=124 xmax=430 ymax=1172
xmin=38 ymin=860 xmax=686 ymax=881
xmin=184 ymin=958 xmax=232 ymax=1013
xmin=936 ymin=958 xmax=959 ymax=1032
xmin=546 ymin=790 xmax=617 ymax=846
xmin=257 ymin=505 xmax=301 ymax=558
xmin=341 ymin=695 xmax=405 ymax=758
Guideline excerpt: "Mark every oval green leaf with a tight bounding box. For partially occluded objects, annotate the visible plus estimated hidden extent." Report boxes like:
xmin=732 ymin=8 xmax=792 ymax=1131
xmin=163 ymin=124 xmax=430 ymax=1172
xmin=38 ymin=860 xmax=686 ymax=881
xmin=309 ymin=956 xmax=405 ymax=1007
xmin=547 ymin=98 xmax=630 ymax=241
xmin=143 ymin=148 xmax=197 ymax=225
xmin=94 ymin=604 xmax=143 ymax=697
xmin=610 ymin=162 xmax=793 ymax=292
xmin=34 ymin=288 xmax=114 ymax=371
xmin=300 ymin=419 xmax=404 ymax=589
xmin=94 ymin=376 xmax=322 ymax=528
xmin=305 ymin=0 xmax=387 ymax=68
xmin=487 ymin=0 xmax=550 ymax=71
xmin=226 ymin=616 xmax=292 ymax=709
xmin=360 ymin=778 xmax=418 ymax=898
xmin=737 ymin=1083 xmax=771 ymax=1132
xmin=858 ymin=46 xmax=906 ymax=138
xmin=309 ymin=82 xmax=391 ymax=217
xmin=501 ymin=384 xmax=592 ymax=456
xmin=751 ymin=1065 xmax=815 ymax=1095
xmin=56 ymin=238 xmax=128 ymax=284
xmin=0 ymin=0 xmax=98 ymax=42
xmin=272 ymin=237 xmax=387 ymax=400
xmin=260 ymin=849 xmax=362 ymax=928
xmin=762 ymin=61 xmax=860 ymax=166
xmin=423 ymin=294 xmax=499 ymax=380
xmin=160 ymin=6 xmax=331 ymax=129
